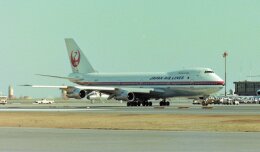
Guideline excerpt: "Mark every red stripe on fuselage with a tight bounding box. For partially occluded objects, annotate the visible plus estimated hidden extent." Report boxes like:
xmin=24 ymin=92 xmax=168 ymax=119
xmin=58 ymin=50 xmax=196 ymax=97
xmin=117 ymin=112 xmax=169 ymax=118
xmin=76 ymin=81 xmax=225 ymax=86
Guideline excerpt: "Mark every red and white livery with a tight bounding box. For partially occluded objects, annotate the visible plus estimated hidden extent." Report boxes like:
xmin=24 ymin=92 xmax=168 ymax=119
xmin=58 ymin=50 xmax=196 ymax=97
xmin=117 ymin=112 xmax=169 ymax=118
xmin=27 ymin=38 xmax=224 ymax=107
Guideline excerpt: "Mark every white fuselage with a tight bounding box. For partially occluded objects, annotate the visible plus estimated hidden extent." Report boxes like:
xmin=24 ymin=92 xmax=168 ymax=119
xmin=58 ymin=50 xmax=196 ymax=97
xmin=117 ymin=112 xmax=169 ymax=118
xmin=69 ymin=68 xmax=224 ymax=98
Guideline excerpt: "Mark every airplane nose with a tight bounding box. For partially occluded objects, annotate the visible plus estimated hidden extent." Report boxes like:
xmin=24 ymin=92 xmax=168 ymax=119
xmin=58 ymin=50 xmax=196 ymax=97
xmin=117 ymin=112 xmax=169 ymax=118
xmin=219 ymin=77 xmax=225 ymax=85
xmin=214 ymin=74 xmax=225 ymax=85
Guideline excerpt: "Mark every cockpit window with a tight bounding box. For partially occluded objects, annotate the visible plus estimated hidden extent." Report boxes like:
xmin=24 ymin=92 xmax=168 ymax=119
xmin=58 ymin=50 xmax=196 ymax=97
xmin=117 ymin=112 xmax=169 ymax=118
xmin=205 ymin=71 xmax=214 ymax=73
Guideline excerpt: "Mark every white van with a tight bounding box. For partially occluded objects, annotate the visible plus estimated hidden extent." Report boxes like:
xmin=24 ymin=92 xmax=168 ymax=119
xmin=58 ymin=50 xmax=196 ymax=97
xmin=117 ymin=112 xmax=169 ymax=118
xmin=0 ymin=96 xmax=7 ymax=105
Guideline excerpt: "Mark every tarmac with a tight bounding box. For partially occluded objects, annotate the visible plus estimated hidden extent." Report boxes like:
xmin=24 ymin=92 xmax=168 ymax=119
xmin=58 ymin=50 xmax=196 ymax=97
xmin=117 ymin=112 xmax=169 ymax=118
xmin=0 ymin=127 xmax=260 ymax=152
xmin=0 ymin=99 xmax=260 ymax=151
xmin=1 ymin=99 xmax=260 ymax=115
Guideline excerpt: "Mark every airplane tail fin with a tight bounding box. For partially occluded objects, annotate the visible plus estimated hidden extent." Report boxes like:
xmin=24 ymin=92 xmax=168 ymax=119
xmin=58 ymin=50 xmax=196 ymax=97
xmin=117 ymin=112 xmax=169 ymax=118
xmin=65 ymin=38 xmax=95 ymax=74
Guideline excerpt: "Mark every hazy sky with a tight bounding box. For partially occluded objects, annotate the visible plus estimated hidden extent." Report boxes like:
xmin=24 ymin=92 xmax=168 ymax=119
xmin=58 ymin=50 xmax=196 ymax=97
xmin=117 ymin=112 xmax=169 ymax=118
xmin=0 ymin=0 xmax=259 ymax=98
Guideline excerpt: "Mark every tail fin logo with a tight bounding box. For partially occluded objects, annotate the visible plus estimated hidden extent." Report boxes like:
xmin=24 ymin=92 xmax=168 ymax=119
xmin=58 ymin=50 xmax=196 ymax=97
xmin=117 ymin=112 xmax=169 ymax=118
xmin=70 ymin=50 xmax=81 ymax=67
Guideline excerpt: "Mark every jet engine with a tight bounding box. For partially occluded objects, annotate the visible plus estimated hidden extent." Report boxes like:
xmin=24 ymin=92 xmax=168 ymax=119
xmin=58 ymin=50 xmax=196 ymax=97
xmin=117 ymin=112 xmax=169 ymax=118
xmin=114 ymin=90 xmax=135 ymax=101
xmin=66 ymin=88 xmax=86 ymax=99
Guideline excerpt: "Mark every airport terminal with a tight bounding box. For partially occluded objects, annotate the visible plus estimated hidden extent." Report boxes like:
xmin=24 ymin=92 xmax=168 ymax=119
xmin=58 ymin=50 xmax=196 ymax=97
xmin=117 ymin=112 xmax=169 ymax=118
xmin=234 ymin=81 xmax=260 ymax=96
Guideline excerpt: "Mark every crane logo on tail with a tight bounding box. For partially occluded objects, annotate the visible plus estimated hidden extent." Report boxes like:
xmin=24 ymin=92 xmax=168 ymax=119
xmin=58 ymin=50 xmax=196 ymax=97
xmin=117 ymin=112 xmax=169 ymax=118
xmin=70 ymin=50 xmax=80 ymax=67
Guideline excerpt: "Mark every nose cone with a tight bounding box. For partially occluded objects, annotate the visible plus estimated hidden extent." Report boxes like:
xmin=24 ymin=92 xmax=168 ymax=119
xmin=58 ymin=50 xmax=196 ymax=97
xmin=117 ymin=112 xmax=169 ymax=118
xmin=214 ymin=73 xmax=225 ymax=85
xmin=219 ymin=80 xmax=225 ymax=85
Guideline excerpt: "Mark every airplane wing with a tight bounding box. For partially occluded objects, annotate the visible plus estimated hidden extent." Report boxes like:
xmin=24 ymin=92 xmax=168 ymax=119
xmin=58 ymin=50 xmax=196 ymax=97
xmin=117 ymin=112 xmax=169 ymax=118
xmin=22 ymin=84 xmax=162 ymax=102
xmin=21 ymin=85 xmax=68 ymax=89
xmin=75 ymin=86 xmax=155 ymax=93
xmin=22 ymin=85 xmax=154 ymax=93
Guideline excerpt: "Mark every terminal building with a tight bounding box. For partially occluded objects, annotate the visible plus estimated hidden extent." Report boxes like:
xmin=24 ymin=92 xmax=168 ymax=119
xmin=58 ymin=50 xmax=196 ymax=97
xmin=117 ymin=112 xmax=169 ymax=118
xmin=234 ymin=81 xmax=260 ymax=96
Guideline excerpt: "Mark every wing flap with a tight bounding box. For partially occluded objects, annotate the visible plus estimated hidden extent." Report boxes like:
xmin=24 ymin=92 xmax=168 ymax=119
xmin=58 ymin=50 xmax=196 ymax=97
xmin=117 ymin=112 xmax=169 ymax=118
xmin=75 ymin=86 xmax=116 ymax=91
xmin=121 ymin=88 xmax=154 ymax=93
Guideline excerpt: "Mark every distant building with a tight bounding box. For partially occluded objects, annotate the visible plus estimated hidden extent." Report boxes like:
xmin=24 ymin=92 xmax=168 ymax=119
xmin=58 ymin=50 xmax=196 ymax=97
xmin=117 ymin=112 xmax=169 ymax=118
xmin=19 ymin=96 xmax=32 ymax=100
xmin=234 ymin=81 xmax=260 ymax=96
xmin=8 ymin=85 xmax=15 ymax=99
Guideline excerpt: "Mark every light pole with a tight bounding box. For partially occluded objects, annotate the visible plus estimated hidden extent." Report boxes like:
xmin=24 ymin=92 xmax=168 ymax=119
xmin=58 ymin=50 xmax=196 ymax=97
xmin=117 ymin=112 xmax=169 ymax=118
xmin=223 ymin=51 xmax=228 ymax=96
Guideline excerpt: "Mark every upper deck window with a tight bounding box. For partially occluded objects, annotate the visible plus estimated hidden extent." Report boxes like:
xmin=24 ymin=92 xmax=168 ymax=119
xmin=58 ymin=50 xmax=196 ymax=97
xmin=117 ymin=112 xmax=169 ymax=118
xmin=204 ymin=70 xmax=214 ymax=73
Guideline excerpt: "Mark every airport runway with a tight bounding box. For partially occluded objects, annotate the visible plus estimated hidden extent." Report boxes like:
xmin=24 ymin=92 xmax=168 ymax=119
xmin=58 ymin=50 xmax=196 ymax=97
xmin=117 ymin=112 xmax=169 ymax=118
xmin=0 ymin=100 xmax=260 ymax=151
xmin=0 ymin=127 xmax=259 ymax=152
xmin=1 ymin=102 xmax=260 ymax=115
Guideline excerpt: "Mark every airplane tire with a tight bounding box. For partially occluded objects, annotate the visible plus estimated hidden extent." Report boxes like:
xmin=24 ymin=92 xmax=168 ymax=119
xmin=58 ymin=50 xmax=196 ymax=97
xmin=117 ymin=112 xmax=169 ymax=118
xmin=160 ymin=101 xmax=166 ymax=106
xmin=141 ymin=102 xmax=144 ymax=106
xmin=148 ymin=102 xmax=152 ymax=106
xmin=137 ymin=102 xmax=141 ymax=106
xmin=166 ymin=101 xmax=170 ymax=106
xmin=127 ymin=102 xmax=130 ymax=106
xmin=129 ymin=102 xmax=132 ymax=106
xmin=133 ymin=102 xmax=137 ymax=106
xmin=146 ymin=102 xmax=149 ymax=106
xmin=159 ymin=101 xmax=163 ymax=106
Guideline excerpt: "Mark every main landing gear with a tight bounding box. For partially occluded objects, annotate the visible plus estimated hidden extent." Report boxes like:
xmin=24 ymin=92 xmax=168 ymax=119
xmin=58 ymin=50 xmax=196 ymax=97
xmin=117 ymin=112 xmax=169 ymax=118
xmin=127 ymin=99 xmax=170 ymax=107
xmin=127 ymin=101 xmax=153 ymax=107
xmin=159 ymin=99 xmax=170 ymax=106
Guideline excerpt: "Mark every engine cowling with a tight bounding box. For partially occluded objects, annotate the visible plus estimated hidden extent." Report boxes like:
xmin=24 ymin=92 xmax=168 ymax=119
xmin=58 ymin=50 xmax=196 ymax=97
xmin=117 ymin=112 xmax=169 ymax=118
xmin=256 ymin=89 xmax=260 ymax=96
xmin=114 ymin=90 xmax=135 ymax=101
xmin=66 ymin=88 xmax=86 ymax=99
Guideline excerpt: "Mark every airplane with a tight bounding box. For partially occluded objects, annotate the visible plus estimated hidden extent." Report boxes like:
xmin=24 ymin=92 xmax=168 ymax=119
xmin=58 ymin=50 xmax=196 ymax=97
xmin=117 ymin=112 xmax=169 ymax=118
xmin=25 ymin=38 xmax=224 ymax=107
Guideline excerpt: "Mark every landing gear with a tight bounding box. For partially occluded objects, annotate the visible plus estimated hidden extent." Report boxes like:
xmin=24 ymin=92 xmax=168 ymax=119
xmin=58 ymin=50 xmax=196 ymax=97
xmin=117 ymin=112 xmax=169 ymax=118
xmin=159 ymin=99 xmax=170 ymax=106
xmin=148 ymin=102 xmax=152 ymax=106
xmin=137 ymin=101 xmax=141 ymax=106
xmin=127 ymin=101 xmax=152 ymax=107
xmin=142 ymin=101 xmax=153 ymax=106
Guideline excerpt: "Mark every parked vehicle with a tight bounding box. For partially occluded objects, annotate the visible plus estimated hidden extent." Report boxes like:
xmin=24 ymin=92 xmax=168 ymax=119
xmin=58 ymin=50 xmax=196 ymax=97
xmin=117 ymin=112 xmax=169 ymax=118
xmin=35 ymin=99 xmax=54 ymax=104
xmin=0 ymin=96 xmax=7 ymax=105
xmin=192 ymin=100 xmax=201 ymax=104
